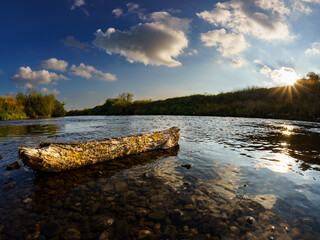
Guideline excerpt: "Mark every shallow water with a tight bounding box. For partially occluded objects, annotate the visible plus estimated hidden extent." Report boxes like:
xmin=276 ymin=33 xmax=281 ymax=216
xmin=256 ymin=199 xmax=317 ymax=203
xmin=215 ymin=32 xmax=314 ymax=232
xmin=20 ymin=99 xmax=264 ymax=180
xmin=1 ymin=116 xmax=320 ymax=239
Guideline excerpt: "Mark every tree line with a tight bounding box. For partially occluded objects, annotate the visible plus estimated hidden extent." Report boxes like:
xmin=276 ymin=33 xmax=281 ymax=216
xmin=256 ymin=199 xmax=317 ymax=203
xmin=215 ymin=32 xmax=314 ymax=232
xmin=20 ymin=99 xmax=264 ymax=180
xmin=0 ymin=90 xmax=66 ymax=121
xmin=68 ymin=73 xmax=320 ymax=122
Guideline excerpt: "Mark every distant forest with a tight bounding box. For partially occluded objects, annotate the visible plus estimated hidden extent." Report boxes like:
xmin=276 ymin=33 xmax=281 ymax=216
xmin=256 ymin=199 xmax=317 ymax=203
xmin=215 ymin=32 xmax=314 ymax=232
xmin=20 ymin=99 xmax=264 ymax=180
xmin=0 ymin=90 xmax=65 ymax=121
xmin=67 ymin=73 xmax=320 ymax=122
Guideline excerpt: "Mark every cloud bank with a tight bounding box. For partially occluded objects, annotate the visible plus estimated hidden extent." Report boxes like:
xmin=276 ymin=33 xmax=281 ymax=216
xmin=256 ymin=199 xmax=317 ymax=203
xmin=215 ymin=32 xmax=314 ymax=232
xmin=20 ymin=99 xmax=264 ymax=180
xmin=93 ymin=11 xmax=189 ymax=67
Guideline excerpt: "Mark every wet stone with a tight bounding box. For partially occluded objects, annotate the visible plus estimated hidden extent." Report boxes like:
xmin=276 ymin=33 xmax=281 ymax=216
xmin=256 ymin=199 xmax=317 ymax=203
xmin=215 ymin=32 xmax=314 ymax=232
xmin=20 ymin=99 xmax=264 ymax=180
xmin=4 ymin=182 xmax=16 ymax=190
xmin=88 ymin=202 xmax=100 ymax=215
xmin=43 ymin=221 xmax=62 ymax=238
xmin=138 ymin=230 xmax=152 ymax=239
xmin=169 ymin=209 xmax=183 ymax=222
xmin=23 ymin=198 xmax=32 ymax=204
xmin=148 ymin=211 xmax=167 ymax=220
xmin=115 ymin=182 xmax=128 ymax=192
xmin=246 ymin=216 xmax=256 ymax=226
xmin=181 ymin=164 xmax=192 ymax=169
xmin=91 ymin=216 xmax=114 ymax=232
xmin=62 ymin=228 xmax=81 ymax=240
xmin=6 ymin=161 xmax=22 ymax=171
xmin=99 ymin=230 xmax=111 ymax=240
xmin=164 ymin=225 xmax=176 ymax=239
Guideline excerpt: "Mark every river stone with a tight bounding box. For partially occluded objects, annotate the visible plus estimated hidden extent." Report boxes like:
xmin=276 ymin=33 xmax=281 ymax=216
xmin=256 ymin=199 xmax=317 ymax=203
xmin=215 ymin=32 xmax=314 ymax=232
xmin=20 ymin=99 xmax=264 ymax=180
xmin=4 ymin=182 xmax=16 ymax=190
xmin=43 ymin=221 xmax=62 ymax=238
xmin=99 ymin=230 xmax=111 ymax=240
xmin=89 ymin=202 xmax=100 ymax=215
xmin=148 ymin=211 xmax=167 ymax=220
xmin=115 ymin=182 xmax=128 ymax=192
xmin=62 ymin=228 xmax=81 ymax=240
xmin=6 ymin=161 xmax=22 ymax=171
xmin=164 ymin=225 xmax=176 ymax=239
xmin=91 ymin=216 xmax=114 ymax=232
xmin=138 ymin=230 xmax=152 ymax=239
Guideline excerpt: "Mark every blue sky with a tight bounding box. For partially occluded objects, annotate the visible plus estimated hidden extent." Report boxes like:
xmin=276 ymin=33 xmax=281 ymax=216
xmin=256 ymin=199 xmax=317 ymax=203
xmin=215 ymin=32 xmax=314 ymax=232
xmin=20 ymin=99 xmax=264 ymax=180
xmin=1 ymin=0 xmax=320 ymax=110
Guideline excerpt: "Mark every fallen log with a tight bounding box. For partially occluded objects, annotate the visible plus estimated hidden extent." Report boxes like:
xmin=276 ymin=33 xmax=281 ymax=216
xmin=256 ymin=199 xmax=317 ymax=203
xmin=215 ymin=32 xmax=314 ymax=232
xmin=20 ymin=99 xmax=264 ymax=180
xmin=19 ymin=127 xmax=180 ymax=172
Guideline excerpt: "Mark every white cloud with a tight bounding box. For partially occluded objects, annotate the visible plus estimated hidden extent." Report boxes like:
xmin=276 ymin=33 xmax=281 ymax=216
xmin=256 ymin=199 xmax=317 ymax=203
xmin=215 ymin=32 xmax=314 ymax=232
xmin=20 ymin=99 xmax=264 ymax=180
xmin=186 ymin=49 xmax=198 ymax=56
xmin=40 ymin=58 xmax=68 ymax=72
xmin=71 ymin=0 xmax=85 ymax=10
xmin=112 ymin=3 xmax=146 ymax=20
xmin=112 ymin=8 xmax=123 ymax=17
xmin=93 ymin=12 xmax=189 ymax=67
xmin=70 ymin=63 xmax=117 ymax=81
xmin=11 ymin=67 xmax=67 ymax=84
xmin=305 ymin=42 xmax=320 ymax=55
xmin=302 ymin=0 xmax=320 ymax=3
xmin=61 ymin=36 xmax=89 ymax=49
xmin=200 ymin=28 xmax=249 ymax=57
xmin=260 ymin=66 xmax=300 ymax=85
xmin=260 ymin=65 xmax=272 ymax=74
xmin=42 ymin=88 xmax=60 ymax=95
xmin=217 ymin=59 xmax=224 ymax=64
xmin=197 ymin=0 xmax=292 ymax=41
xmin=24 ymin=83 xmax=36 ymax=89
xmin=230 ymin=56 xmax=247 ymax=68
xmin=254 ymin=59 xmax=262 ymax=64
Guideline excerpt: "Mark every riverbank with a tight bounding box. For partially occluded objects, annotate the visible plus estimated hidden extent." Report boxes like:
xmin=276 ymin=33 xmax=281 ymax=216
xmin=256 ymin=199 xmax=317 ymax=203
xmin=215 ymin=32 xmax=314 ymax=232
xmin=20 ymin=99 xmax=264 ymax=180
xmin=68 ymin=80 xmax=320 ymax=122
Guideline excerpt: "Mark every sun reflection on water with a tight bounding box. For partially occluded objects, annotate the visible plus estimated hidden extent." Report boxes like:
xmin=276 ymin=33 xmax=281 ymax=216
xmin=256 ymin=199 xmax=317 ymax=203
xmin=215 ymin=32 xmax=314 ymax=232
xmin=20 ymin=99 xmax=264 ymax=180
xmin=282 ymin=124 xmax=294 ymax=136
xmin=256 ymin=152 xmax=294 ymax=173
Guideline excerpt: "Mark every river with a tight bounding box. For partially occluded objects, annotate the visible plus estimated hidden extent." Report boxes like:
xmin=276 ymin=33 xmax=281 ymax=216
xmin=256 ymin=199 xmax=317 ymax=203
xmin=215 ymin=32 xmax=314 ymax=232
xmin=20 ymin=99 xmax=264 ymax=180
xmin=0 ymin=116 xmax=320 ymax=239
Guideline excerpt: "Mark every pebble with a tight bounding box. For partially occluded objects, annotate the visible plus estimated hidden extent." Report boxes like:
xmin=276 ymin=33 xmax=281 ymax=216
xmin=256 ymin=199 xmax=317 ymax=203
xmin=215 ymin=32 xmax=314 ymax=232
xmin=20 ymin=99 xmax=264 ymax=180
xmin=23 ymin=198 xmax=32 ymax=204
xmin=164 ymin=225 xmax=176 ymax=239
xmin=99 ymin=230 xmax=111 ymax=240
xmin=4 ymin=182 xmax=16 ymax=190
xmin=62 ymin=228 xmax=81 ymax=240
xmin=6 ymin=161 xmax=22 ymax=171
xmin=154 ymin=223 xmax=161 ymax=231
xmin=183 ymin=225 xmax=189 ymax=232
xmin=181 ymin=164 xmax=192 ymax=169
xmin=115 ymin=182 xmax=128 ymax=192
xmin=246 ymin=216 xmax=256 ymax=226
xmin=148 ymin=211 xmax=167 ymax=220
xmin=43 ymin=221 xmax=62 ymax=238
xmin=138 ymin=230 xmax=152 ymax=239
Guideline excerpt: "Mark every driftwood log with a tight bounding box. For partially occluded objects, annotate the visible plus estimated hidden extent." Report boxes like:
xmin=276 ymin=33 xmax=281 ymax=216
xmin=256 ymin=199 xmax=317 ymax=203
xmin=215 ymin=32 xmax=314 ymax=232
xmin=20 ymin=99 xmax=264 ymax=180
xmin=19 ymin=127 xmax=180 ymax=172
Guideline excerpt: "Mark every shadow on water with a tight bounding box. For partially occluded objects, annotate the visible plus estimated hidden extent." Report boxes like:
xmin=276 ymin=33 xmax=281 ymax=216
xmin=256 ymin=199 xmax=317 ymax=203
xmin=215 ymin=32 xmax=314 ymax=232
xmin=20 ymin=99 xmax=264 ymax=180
xmin=33 ymin=146 xmax=180 ymax=211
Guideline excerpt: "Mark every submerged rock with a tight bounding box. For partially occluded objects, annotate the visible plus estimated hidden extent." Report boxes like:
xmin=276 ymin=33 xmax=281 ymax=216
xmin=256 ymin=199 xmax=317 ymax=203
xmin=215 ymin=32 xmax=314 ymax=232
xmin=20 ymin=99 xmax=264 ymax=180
xmin=43 ymin=221 xmax=62 ymax=238
xmin=6 ymin=161 xmax=22 ymax=171
xmin=62 ymin=228 xmax=81 ymax=240
xmin=138 ymin=230 xmax=152 ymax=239
xmin=148 ymin=211 xmax=167 ymax=220
xmin=181 ymin=164 xmax=192 ymax=169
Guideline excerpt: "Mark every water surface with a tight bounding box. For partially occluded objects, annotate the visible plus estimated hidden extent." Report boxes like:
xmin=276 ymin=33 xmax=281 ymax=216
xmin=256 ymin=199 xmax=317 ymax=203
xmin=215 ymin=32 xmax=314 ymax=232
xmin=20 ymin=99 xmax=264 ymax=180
xmin=1 ymin=116 xmax=320 ymax=239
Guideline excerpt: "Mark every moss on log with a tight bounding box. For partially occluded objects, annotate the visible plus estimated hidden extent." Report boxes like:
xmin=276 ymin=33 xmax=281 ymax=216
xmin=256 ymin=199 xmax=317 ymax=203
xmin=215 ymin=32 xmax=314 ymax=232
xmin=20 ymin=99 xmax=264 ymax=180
xmin=19 ymin=127 xmax=180 ymax=172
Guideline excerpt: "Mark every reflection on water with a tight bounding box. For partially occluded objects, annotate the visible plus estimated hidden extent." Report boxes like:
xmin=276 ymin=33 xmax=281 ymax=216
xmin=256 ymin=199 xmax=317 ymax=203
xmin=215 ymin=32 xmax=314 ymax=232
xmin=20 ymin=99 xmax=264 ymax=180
xmin=0 ymin=116 xmax=320 ymax=239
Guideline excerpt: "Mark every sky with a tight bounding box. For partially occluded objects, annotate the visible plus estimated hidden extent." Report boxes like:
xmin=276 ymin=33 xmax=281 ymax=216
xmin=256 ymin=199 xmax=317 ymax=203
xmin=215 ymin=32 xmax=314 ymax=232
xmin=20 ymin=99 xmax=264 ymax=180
xmin=1 ymin=0 xmax=320 ymax=110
